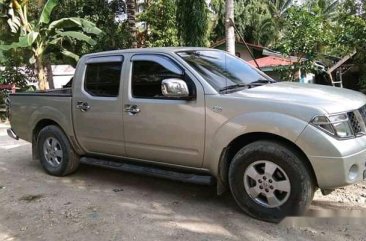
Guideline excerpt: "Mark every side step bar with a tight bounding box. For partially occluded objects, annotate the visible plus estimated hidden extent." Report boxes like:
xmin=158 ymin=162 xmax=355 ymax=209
xmin=80 ymin=157 xmax=215 ymax=185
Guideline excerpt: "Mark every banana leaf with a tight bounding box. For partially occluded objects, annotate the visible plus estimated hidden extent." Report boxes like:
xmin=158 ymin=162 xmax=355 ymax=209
xmin=39 ymin=0 xmax=58 ymax=24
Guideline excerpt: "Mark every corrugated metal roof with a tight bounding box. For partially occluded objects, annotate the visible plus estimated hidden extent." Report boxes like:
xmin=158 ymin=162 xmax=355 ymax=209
xmin=247 ymin=56 xmax=296 ymax=68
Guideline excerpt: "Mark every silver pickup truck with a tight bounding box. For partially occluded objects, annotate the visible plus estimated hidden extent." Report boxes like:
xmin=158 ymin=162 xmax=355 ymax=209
xmin=7 ymin=48 xmax=366 ymax=222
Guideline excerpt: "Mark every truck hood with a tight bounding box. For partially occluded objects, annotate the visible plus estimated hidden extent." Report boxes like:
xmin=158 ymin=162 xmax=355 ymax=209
xmin=230 ymin=82 xmax=366 ymax=114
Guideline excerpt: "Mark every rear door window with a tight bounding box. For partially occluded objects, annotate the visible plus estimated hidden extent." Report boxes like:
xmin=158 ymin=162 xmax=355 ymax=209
xmin=84 ymin=60 xmax=123 ymax=97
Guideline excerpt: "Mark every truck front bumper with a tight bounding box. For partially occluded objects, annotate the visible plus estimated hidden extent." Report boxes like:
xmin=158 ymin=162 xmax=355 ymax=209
xmin=7 ymin=128 xmax=19 ymax=140
xmin=296 ymin=125 xmax=366 ymax=189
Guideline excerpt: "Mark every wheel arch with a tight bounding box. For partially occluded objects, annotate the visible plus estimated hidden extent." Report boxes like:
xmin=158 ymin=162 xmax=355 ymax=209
xmin=33 ymin=119 xmax=62 ymax=142
xmin=217 ymin=132 xmax=318 ymax=194
xmin=31 ymin=119 xmax=84 ymax=161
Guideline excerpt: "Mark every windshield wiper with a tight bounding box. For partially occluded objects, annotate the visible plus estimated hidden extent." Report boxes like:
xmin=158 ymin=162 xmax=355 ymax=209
xmin=251 ymin=79 xmax=276 ymax=84
xmin=219 ymin=79 xmax=275 ymax=93
xmin=219 ymin=83 xmax=250 ymax=93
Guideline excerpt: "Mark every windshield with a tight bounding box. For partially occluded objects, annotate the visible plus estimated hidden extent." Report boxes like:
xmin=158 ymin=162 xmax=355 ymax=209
xmin=177 ymin=50 xmax=274 ymax=92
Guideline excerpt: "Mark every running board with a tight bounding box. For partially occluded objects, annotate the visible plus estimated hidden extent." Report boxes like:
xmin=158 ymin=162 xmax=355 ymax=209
xmin=80 ymin=157 xmax=215 ymax=185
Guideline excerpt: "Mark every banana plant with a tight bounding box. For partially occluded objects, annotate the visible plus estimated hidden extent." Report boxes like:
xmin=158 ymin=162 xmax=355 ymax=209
xmin=0 ymin=0 xmax=102 ymax=90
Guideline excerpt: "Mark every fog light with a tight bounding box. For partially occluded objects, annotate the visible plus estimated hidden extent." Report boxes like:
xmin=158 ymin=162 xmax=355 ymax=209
xmin=349 ymin=164 xmax=358 ymax=181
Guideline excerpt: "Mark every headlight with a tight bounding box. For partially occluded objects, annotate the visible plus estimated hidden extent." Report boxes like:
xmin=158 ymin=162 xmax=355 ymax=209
xmin=311 ymin=113 xmax=355 ymax=139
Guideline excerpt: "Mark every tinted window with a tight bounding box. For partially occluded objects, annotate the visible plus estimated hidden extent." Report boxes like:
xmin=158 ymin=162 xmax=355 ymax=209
xmin=177 ymin=51 xmax=273 ymax=91
xmin=132 ymin=60 xmax=183 ymax=98
xmin=84 ymin=62 xmax=122 ymax=97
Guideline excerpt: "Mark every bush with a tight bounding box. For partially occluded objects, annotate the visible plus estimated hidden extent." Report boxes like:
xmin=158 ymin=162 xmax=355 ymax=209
xmin=0 ymin=89 xmax=9 ymax=122
xmin=0 ymin=58 xmax=33 ymax=122
xmin=0 ymin=67 xmax=28 ymax=89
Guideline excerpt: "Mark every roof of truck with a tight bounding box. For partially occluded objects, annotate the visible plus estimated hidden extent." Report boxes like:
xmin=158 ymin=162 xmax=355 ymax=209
xmin=82 ymin=47 xmax=216 ymax=57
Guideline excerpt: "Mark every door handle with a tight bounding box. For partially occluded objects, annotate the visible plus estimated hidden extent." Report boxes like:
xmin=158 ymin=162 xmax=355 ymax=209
xmin=76 ymin=101 xmax=90 ymax=112
xmin=124 ymin=104 xmax=140 ymax=115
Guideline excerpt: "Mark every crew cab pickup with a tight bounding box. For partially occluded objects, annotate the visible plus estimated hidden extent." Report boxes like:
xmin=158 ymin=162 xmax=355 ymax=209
xmin=7 ymin=48 xmax=366 ymax=222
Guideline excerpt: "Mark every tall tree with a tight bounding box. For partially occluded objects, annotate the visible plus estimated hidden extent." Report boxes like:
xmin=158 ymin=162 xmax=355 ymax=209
xmin=276 ymin=6 xmax=333 ymax=80
xmin=127 ymin=0 xmax=137 ymax=48
xmin=139 ymin=0 xmax=178 ymax=47
xmin=306 ymin=0 xmax=340 ymax=19
xmin=235 ymin=0 xmax=277 ymax=46
xmin=268 ymin=0 xmax=293 ymax=42
xmin=333 ymin=0 xmax=366 ymax=88
xmin=176 ymin=0 xmax=209 ymax=46
xmin=210 ymin=0 xmax=279 ymax=46
xmin=51 ymin=0 xmax=131 ymax=55
xmin=210 ymin=0 xmax=225 ymax=43
xmin=225 ymin=0 xmax=235 ymax=54
xmin=0 ymin=0 xmax=102 ymax=90
xmin=268 ymin=0 xmax=293 ymax=19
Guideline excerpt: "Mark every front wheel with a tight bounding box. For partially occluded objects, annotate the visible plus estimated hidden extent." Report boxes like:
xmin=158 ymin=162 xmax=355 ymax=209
xmin=37 ymin=125 xmax=80 ymax=176
xmin=229 ymin=140 xmax=315 ymax=223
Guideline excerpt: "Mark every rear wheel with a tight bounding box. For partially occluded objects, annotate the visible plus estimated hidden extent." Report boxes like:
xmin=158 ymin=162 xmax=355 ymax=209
xmin=37 ymin=125 xmax=80 ymax=176
xmin=229 ymin=140 xmax=314 ymax=223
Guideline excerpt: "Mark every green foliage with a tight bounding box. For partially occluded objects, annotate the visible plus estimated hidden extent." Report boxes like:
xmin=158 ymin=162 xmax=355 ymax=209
xmin=0 ymin=0 xmax=103 ymax=89
xmin=334 ymin=0 xmax=366 ymax=55
xmin=0 ymin=89 xmax=8 ymax=122
xmin=0 ymin=14 xmax=102 ymax=60
xmin=276 ymin=6 xmax=334 ymax=80
xmin=0 ymin=47 xmax=34 ymax=87
xmin=279 ymin=7 xmax=330 ymax=58
xmin=235 ymin=0 xmax=277 ymax=46
xmin=39 ymin=0 xmax=58 ymax=24
xmin=0 ymin=66 xmax=27 ymax=89
xmin=210 ymin=0 xmax=287 ymax=46
xmin=268 ymin=0 xmax=293 ymax=17
xmin=0 ymin=54 xmax=31 ymax=117
xmin=51 ymin=0 xmax=131 ymax=56
xmin=305 ymin=0 xmax=340 ymax=19
xmin=209 ymin=0 xmax=225 ymax=43
xmin=333 ymin=0 xmax=366 ymax=89
xmin=0 ymin=90 xmax=7 ymax=105
xmin=176 ymin=0 xmax=209 ymax=46
xmin=139 ymin=0 xmax=179 ymax=47
xmin=0 ymin=51 xmax=4 ymax=62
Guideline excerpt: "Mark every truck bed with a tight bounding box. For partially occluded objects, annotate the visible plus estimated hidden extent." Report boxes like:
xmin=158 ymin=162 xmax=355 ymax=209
xmin=9 ymin=88 xmax=73 ymax=142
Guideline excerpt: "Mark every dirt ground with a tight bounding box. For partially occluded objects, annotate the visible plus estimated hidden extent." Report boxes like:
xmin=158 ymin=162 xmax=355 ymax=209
xmin=0 ymin=123 xmax=366 ymax=241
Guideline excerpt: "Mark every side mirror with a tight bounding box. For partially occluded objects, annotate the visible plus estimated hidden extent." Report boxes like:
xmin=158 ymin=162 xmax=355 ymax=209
xmin=161 ymin=78 xmax=190 ymax=98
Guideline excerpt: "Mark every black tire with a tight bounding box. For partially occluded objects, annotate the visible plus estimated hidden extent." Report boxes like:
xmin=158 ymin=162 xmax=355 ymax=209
xmin=229 ymin=140 xmax=314 ymax=223
xmin=37 ymin=125 xmax=80 ymax=176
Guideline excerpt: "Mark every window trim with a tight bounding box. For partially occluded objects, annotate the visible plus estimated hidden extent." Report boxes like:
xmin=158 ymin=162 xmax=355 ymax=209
xmin=83 ymin=56 xmax=124 ymax=98
xmin=130 ymin=54 xmax=196 ymax=101
xmin=86 ymin=56 xmax=123 ymax=64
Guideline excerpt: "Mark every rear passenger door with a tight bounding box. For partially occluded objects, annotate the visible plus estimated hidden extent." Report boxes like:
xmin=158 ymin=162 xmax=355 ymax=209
xmin=72 ymin=56 xmax=125 ymax=156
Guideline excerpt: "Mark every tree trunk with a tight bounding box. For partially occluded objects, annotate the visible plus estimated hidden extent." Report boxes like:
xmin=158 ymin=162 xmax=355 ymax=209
xmin=35 ymin=55 xmax=49 ymax=90
xmin=225 ymin=0 xmax=235 ymax=55
xmin=127 ymin=0 xmax=137 ymax=48
xmin=45 ymin=58 xmax=54 ymax=89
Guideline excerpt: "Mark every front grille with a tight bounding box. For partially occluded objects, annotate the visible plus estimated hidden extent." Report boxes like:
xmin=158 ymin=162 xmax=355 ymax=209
xmin=348 ymin=105 xmax=366 ymax=136
xmin=348 ymin=112 xmax=362 ymax=134
xmin=359 ymin=105 xmax=366 ymax=123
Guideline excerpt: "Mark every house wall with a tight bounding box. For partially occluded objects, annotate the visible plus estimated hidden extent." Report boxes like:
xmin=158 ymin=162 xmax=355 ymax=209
xmin=214 ymin=43 xmax=259 ymax=62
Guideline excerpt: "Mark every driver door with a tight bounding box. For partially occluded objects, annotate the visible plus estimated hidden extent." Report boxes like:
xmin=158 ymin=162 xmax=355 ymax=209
xmin=122 ymin=54 xmax=206 ymax=167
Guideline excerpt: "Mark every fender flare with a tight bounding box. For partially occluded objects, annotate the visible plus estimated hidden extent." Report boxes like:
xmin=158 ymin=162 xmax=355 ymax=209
xmin=204 ymin=112 xmax=309 ymax=176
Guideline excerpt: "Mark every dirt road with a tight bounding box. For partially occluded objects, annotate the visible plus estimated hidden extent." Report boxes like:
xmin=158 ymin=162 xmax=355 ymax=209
xmin=0 ymin=123 xmax=365 ymax=241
